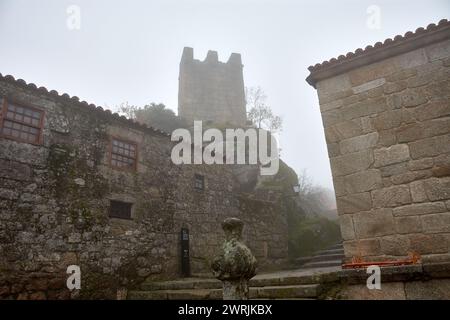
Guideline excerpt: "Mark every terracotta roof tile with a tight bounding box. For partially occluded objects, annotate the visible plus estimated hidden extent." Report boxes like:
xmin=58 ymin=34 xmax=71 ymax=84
xmin=0 ymin=73 xmax=171 ymax=137
xmin=306 ymin=19 xmax=450 ymax=87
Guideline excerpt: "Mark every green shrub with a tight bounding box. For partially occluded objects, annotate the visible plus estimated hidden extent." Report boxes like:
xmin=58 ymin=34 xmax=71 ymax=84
xmin=288 ymin=213 xmax=341 ymax=258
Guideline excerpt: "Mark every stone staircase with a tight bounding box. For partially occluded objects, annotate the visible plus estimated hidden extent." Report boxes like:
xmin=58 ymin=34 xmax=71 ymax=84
xmin=127 ymin=266 xmax=341 ymax=300
xmin=294 ymin=243 xmax=344 ymax=269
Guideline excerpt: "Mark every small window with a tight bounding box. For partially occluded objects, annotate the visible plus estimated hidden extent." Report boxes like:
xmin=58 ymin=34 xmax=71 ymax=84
xmin=194 ymin=174 xmax=205 ymax=190
xmin=109 ymin=200 xmax=132 ymax=219
xmin=110 ymin=138 xmax=137 ymax=170
xmin=0 ymin=99 xmax=44 ymax=144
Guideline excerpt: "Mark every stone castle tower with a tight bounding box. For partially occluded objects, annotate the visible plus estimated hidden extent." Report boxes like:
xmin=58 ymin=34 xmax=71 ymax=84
xmin=178 ymin=47 xmax=247 ymax=126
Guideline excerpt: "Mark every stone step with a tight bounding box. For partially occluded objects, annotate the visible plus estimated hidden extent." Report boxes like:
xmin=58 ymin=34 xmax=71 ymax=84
xmin=293 ymin=256 xmax=313 ymax=266
xmin=128 ymin=288 xmax=222 ymax=300
xmin=309 ymin=253 xmax=344 ymax=263
xmin=294 ymin=251 xmax=344 ymax=267
xmin=141 ymin=278 xmax=222 ymax=291
xmin=141 ymin=273 xmax=324 ymax=291
xmin=128 ymin=284 xmax=320 ymax=300
xmin=302 ymin=260 xmax=343 ymax=269
xmin=191 ymin=272 xmax=214 ymax=278
xmin=327 ymin=243 xmax=344 ymax=250
xmin=316 ymin=248 xmax=344 ymax=256
xmin=250 ymin=284 xmax=320 ymax=299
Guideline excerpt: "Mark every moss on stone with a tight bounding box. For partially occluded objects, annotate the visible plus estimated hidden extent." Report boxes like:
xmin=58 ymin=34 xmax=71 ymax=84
xmin=47 ymin=143 xmax=109 ymax=231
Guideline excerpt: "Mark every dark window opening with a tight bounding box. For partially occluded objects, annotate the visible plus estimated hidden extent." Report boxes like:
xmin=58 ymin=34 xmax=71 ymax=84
xmin=109 ymin=200 xmax=132 ymax=219
xmin=0 ymin=99 xmax=44 ymax=144
xmin=110 ymin=138 xmax=137 ymax=170
xmin=194 ymin=174 xmax=205 ymax=190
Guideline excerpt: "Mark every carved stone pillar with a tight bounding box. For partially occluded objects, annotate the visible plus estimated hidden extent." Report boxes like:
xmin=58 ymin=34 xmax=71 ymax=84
xmin=211 ymin=218 xmax=257 ymax=300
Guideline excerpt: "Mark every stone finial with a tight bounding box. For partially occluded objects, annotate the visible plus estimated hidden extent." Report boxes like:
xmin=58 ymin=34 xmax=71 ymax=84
xmin=211 ymin=218 xmax=257 ymax=300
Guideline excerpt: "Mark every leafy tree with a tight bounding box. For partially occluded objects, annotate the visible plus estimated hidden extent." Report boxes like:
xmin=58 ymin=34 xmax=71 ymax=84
xmin=117 ymin=102 xmax=187 ymax=133
xmin=245 ymin=86 xmax=282 ymax=132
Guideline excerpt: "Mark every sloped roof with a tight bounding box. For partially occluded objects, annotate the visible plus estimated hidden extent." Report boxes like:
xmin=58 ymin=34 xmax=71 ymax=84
xmin=306 ymin=19 xmax=450 ymax=87
xmin=0 ymin=73 xmax=170 ymax=137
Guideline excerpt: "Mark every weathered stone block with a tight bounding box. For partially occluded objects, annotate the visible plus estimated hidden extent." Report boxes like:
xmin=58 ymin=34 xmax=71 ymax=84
xmin=348 ymin=59 xmax=397 ymax=86
xmin=374 ymin=144 xmax=410 ymax=167
xmin=407 ymin=72 xmax=434 ymax=88
xmin=344 ymin=169 xmax=382 ymax=193
xmin=444 ymin=200 xmax=450 ymax=211
xmin=333 ymin=176 xmax=346 ymax=197
xmin=319 ymin=99 xmax=343 ymax=113
xmin=377 ymin=129 xmax=397 ymax=147
xmin=325 ymin=119 xmax=364 ymax=142
xmin=360 ymin=116 xmax=374 ymax=134
xmin=327 ymin=142 xmax=340 ymax=158
xmin=371 ymin=185 xmax=412 ymax=208
xmin=339 ymin=132 xmax=378 ymax=154
xmin=395 ymin=48 xmax=428 ymax=69
xmin=394 ymin=216 xmax=422 ymax=234
xmin=400 ymin=89 xmax=428 ymax=107
xmin=434 ymin=153 xmax=450 ymax=167
xmin=394 ymin=202 xmax=446 ymax=217
xmin=386 ymin=94 xmax=402 ymax=109
xmin=421 ymin=213 xmax=450 ymax=233
xmin=321 ymin=109 xmax=343 ymax=128
xmin=432 ymin=164 xmax=450 ymax=178
xmin=330 ymin=150 xmax=373 ymax=177
xmin=372 ymin=110 xmax=403 ymax=131
xmin=423 ymin=117 xmax=450 ymax=138
xmin=318 ymin=89 xmax=353 ymax=105
xmin=0 ymin=188 xmax=19 ymax=200
xmin=352 ymin=78 xmax=386 ymax=94
xmin=316 ymin=73 xmax=352 ymax=94
xmin=339 ymin=215 xmax=355 ymax=240
xmin=408 ymin=158 xmax=434 ymax=171
xmin=341 ymin=97 xmax=387 ymax=120
xmin=368 ymin=86 xmax=384 ymax=98
xmin=409 ymin=234 xmax=448 ymax=254
xmin=380 ymin=162 xmax=408 ymax=177
xmin=382 ymin=177 xmax=392 ymax=188
xmin=0 ymin=159 xmax=32 ymax=181
xmin=380 ymin=235 xmax=411 ymax=255
xmin=409 ymin=180 xmax=428 ymax=203
xmin=396 ymin=123 xmax=424 ymax=143
xmin=344 ymin=238 xmax=381 ymax=258
xmin=353 ymin=209 xmax=395 ymax=238
xmin=383 ymin=81 xmax=407 ymax=94
xmin=385 ymin=68 xmax=417 ymax=82
xmin=422 ymin=79 xmax=450 ymax=99
xmin=409 ymin=135 xmax=450 ymax=159
xmin=421 ymin=177 xmax=450 ymax=201
xmin=412 ymin=100 xmax=450 ymax=122
xmin=336 ymin=192 xmax=372 ymax=214
xmin=425 ymin=40 xmax=450 ymax=61
xmin=390 ymin=170 xmax=432 ymax=185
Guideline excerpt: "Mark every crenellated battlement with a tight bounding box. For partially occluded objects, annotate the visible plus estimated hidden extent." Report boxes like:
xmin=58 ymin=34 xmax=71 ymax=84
xmin=178 ymin=47 xmax=247 ymax=126
xmin=180 ymin=47 xmax=242 ymax=67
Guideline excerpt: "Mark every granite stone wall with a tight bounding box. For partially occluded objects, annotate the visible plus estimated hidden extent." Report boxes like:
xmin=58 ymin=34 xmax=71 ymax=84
xmin=0 ymin=76 xmax=287 ymax=299
xmin=313 ymin=39 xmax=450 ymax=263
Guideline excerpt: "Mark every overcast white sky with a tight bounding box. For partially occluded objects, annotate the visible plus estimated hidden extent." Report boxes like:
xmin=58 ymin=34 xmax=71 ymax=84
xmin=0 ymin=0 xmax=448 ymax=189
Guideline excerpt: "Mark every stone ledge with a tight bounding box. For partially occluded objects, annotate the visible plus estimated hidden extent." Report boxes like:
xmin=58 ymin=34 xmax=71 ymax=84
xmin=335 ymin=262 xmax=450 ymax=285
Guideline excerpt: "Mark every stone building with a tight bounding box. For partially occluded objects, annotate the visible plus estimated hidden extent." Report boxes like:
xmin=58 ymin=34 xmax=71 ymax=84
xmin=0 ymin=72 xmax=289 ymax=299
xmin=307 ymin=19 xmax=450 ymax=264
xmin=178 ymin=47 xmax=247 ymax=126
